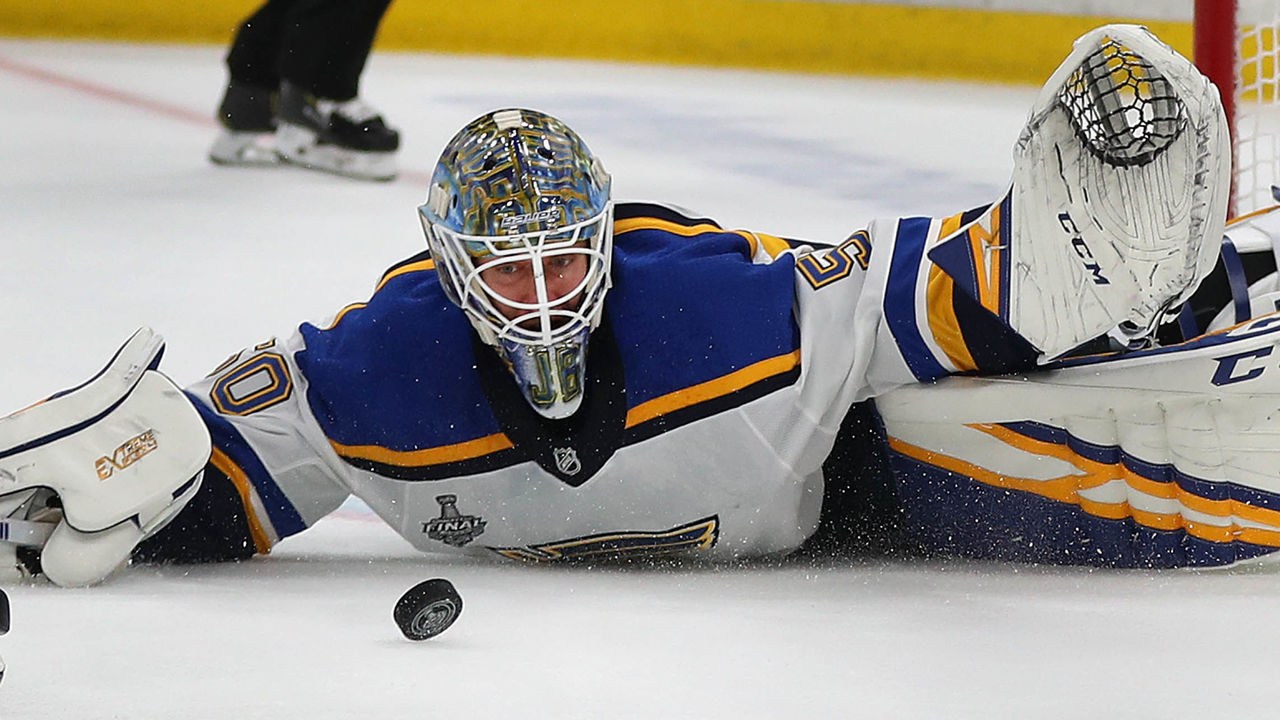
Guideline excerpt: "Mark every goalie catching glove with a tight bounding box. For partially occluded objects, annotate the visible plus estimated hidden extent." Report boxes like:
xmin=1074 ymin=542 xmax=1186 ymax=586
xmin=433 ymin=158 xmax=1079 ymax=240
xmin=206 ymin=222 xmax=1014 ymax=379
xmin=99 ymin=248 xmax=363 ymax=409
xmin=931 ymin=24 xmax=1231 ymax=359
xmin=0 ymin=328 xmax=210 ymax=586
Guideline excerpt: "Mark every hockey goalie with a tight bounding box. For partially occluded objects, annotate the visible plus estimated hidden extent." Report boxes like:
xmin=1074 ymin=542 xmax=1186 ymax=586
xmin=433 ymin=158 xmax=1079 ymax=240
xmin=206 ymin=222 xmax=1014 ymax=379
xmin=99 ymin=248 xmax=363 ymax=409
xmin=2 ymin=24 xmax=1274 ymax=586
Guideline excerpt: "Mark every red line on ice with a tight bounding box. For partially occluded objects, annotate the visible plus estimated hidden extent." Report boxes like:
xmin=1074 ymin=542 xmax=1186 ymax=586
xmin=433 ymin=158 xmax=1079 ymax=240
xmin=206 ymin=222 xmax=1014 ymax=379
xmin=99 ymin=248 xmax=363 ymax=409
xmin=0 ymin=53 xmax=214 ymax=126
xmin=0 ymin=51 xmax=431 ymax=184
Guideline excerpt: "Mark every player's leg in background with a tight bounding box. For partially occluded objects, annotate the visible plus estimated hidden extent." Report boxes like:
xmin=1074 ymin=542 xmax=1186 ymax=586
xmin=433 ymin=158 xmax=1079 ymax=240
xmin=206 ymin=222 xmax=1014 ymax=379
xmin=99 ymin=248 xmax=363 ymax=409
xmin=276 ymin=0 xmax=393 ymax=102
xmin=223 ymin=0 xmax=290 ymax=95
xmin=273 ymin=0 xmax=402 ymax=181
xmin=209 ymin=0 xmax=291 ymax=165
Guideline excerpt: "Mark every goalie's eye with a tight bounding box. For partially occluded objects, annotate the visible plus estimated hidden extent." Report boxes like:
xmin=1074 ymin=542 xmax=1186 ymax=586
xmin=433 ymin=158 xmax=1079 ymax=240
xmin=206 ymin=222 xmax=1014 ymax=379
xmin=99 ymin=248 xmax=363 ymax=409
xmin=546 ymin=255 xmax=579 ymax=273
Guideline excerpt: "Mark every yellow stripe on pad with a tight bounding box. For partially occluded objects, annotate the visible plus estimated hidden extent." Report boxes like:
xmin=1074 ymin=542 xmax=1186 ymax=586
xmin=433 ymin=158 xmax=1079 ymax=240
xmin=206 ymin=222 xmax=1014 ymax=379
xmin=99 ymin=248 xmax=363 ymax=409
xmin=887 ymin=424 xmax=1280 ymax=549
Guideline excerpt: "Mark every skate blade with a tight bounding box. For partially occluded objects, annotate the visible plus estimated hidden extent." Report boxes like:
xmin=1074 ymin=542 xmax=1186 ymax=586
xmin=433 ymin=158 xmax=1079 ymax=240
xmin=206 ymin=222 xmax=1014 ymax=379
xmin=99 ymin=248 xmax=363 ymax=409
xmin=209 ymin=130 xmax=280 ymax=167
xmin=275 ymin=124 xmax=398 ymax=182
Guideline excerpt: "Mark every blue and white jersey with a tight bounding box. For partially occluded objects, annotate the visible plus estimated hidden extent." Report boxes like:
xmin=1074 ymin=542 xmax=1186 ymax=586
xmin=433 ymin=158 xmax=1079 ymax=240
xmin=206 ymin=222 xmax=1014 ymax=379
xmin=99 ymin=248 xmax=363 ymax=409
xmin=182 ymin=201 xmax=1030 ymax=561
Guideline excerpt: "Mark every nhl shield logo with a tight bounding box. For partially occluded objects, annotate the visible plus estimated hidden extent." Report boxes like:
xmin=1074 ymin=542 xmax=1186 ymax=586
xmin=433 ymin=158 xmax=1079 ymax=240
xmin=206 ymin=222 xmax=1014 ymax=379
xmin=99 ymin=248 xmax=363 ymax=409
xmin=553 ymin=447 xmax=582 ymax=476
xmin=424 ymin=494 xmax=486 ymax=547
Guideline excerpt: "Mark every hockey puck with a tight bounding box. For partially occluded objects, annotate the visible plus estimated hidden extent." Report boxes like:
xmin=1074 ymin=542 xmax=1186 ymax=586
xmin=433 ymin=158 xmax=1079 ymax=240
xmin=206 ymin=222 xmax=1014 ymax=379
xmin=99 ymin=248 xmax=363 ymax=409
xmin=394 ymin=578 xmax=462 ymax=641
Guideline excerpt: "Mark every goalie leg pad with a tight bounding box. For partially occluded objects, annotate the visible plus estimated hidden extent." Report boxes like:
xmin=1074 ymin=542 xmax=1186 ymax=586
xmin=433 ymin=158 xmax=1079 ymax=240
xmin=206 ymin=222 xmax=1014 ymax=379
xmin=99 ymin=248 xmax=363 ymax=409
xmin=875 ymin=315 xmax=1280 ymax=567
xmin=998 ymin=24 xmax=1230 ymax=358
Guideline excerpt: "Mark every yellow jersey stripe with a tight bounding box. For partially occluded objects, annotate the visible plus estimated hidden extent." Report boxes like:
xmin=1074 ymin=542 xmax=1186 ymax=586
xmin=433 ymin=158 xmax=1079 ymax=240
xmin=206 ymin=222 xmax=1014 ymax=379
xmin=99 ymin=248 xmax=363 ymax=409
xmin=321 ymin=259 xmax=436 ymax=332
xmin=970 ymin=203 xmax=1003 ymax=315
xmin=926 ymin=213 xmax=977 ymax=372
xmin=209 ymin=447 xmax=274 ymax=555
xmin=748 ymin=231 xmax=794 ymax=260
xmin=926 ymin=268 xmax=976 ymax=371
xmin=614 ymin=216 xmax=790 ymax=259
xmin=614 ymin=216 xmax=720 ymax=236
xmin=330 ymin=432 xmax=516 ymax=467
xmin=625 ymin=349 xmax=801 ymax=428
xmin=375 ymin=258 xmax=436 ymax=293
xmin=321 ymin=302 xmax=368 ymax=331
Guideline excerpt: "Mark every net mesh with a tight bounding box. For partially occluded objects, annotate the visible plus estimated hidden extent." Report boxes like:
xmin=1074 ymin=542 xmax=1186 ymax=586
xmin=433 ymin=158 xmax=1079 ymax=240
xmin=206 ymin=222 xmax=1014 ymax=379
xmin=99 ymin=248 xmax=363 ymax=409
xmin=1059 ymin=36 xmax=1185 ymax=167
xmin=1236 ymin=2 xmax=1280 ymax=213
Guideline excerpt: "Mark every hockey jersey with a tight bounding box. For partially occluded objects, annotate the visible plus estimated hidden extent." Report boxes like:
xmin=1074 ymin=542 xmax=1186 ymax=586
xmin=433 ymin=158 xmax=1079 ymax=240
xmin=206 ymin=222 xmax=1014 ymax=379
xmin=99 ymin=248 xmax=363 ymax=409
xmin=157 ymin=201 xmax=1036 ymax=563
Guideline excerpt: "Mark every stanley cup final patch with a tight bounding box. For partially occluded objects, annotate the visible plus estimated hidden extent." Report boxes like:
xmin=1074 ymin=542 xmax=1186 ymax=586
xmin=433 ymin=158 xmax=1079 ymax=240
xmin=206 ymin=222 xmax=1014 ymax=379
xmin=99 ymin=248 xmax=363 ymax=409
xmin=423 ymin=494 xmax=487 ymax=547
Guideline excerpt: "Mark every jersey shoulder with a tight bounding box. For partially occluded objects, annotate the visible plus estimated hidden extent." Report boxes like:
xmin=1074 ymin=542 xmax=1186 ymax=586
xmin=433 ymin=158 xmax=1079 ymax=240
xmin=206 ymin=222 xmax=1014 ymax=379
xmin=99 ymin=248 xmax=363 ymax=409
xmin=294 ymin=252 xmax=500 ymax=450
xmin=614 ymin=201 xmax=724 ymax=228
xmin=613 ymin=201 xmax=807 ymax=261
xmin=607 ymin=202 xmax=803 ymax=409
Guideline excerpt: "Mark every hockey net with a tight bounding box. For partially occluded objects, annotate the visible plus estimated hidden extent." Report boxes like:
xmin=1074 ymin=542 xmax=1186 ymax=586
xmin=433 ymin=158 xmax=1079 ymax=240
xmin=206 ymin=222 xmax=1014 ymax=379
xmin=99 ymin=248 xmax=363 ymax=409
xmin=1196 ymin=0 xmax=1280 ymax=215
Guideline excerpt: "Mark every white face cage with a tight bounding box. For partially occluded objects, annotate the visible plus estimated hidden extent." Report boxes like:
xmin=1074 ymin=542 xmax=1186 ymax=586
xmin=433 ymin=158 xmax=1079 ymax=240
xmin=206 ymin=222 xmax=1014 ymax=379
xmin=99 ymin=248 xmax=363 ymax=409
xmin=421 ymin=203 xmax=615 ymax=348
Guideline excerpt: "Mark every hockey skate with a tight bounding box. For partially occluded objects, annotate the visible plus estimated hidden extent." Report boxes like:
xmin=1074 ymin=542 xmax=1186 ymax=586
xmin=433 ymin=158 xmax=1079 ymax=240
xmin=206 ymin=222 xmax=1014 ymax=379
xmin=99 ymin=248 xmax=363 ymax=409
xmin=934 ymin=25 xmax=1230 ymax=360
xmin=274 ymin=81 xmax=400 ymax=181
xmin=208 ymin=80 xmax=280 ymax=166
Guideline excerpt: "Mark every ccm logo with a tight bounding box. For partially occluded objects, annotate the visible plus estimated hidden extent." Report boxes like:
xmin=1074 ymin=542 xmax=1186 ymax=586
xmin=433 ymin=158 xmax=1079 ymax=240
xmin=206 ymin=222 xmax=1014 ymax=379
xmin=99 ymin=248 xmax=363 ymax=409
xmin=95 ymin=429 xmax=158 ymax=480
xmin=1058 ymin=212 xmax=1109 ymax=285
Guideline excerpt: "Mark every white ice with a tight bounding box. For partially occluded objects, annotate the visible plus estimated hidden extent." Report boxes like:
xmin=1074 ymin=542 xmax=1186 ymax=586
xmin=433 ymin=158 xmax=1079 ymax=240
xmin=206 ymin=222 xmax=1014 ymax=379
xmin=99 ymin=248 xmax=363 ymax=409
xmin=2 ymin=39 xmax=1275 ymax=720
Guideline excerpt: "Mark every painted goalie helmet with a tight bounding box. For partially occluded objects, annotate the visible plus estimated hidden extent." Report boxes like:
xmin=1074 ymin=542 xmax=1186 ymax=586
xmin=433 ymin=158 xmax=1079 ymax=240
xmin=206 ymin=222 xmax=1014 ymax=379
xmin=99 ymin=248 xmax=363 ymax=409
xmin=419 ymin=109 xmax=614 ymax=419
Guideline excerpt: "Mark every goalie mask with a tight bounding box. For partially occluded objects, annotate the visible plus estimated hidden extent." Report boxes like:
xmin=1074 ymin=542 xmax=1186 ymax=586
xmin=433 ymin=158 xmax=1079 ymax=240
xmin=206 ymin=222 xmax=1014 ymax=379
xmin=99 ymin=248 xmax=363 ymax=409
xmin=419 ymin=109 xmax=614 ymax=419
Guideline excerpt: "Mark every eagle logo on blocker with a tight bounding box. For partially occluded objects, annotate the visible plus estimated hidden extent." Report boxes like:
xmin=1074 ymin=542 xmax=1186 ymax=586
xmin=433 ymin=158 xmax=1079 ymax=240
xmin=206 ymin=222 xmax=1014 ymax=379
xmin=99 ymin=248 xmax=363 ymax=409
xmin=424 ymin=494 xmax=487 ymax=547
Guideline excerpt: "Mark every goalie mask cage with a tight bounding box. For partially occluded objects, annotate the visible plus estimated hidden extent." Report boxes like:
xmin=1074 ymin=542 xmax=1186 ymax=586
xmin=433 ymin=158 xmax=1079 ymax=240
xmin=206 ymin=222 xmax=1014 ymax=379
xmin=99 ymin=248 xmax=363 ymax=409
xmin=1195 ymin=0 xmax=1280 ymax=216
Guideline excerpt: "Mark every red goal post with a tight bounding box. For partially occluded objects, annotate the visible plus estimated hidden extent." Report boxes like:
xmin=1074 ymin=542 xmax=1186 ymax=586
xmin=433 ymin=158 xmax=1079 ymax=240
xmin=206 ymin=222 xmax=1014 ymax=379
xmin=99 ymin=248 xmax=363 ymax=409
xmin=1195 ymin=0 xmax=1280 ymax=216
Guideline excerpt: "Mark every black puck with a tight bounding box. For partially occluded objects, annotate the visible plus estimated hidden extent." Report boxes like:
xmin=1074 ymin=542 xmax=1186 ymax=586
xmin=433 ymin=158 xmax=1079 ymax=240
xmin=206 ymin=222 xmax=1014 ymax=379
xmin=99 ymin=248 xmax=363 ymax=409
xmin=394 ymin=578 xmax=462 ymax=641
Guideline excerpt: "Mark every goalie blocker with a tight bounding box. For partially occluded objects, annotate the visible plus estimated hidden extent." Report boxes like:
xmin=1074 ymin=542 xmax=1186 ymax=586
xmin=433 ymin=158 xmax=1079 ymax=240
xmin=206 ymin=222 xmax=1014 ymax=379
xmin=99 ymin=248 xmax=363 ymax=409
xmin=0 ymin=328 xmax=210 ymax=586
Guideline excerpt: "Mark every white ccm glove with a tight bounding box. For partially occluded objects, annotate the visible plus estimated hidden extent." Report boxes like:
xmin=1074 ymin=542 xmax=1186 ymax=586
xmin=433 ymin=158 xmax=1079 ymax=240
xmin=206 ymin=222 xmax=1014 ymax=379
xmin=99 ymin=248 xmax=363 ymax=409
xmin=0 ymin=328 xmax=211 ymax=586
xmin=1002 ymin=24 xmax=1230 ymax=357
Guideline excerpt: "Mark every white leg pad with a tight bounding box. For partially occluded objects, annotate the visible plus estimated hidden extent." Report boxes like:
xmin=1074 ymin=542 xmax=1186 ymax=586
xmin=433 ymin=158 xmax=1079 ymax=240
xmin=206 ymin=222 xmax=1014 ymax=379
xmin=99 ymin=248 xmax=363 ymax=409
xmin=877 ymin=314 xmax=1280 ymax=553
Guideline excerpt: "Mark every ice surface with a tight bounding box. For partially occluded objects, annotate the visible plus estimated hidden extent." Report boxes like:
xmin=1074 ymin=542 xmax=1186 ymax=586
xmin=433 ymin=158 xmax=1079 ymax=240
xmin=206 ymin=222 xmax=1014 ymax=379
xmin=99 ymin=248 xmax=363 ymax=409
xmin=3 ymin=39 xmax=1273 ymax=720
